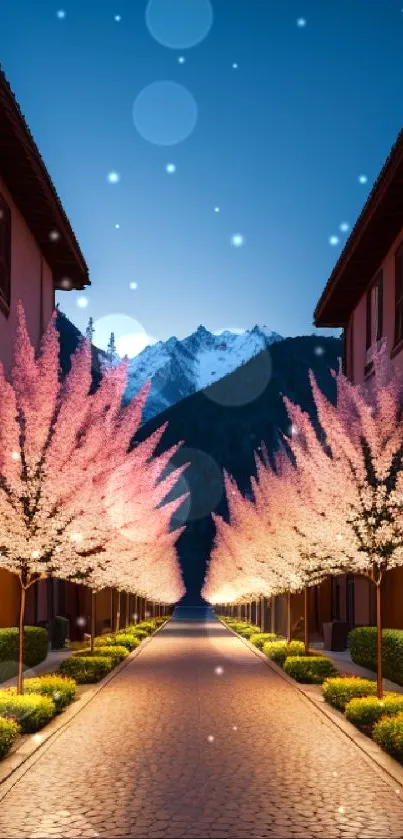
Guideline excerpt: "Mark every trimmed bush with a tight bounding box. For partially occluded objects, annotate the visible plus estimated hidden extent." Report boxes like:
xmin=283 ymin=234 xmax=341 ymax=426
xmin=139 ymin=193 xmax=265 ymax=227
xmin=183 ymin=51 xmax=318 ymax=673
xmin=322 ymin=677 xmax=378 ymax=711
xmin=0 ymin=717 xmax=19 ymax=758
xmin=234 ymin=625 xmax=261 ymax=639
xmin=0 ymin=627 xmax=48 ymax=681
xmin=263 ymin=640 xmax=306 ymax=667
xmin=120 ymin=628 xmax=148 ymax=641
xmin=249 ymin=633 xmax=278 ymax=650
xmin=73 ymin=645 xmax=128 ymax=664
xmin=60 ymin=656 xmax=114 ymax=683
xmin=0 ymin=691 xmax=56 ymax=733
xmin=373 ymin=712 xmax=403 ymax=763
xmin=95 ymin=634 xmax=140 ymax=652
xmin=349 ymin=627 xmax=403 ymax=687
xmin=345 ymin=694 xmax=403 ymax=735
xmin=7 ymin=675 xmax=76 ymax=712
xmin=284 ymin=656 xmax=338 ymax=684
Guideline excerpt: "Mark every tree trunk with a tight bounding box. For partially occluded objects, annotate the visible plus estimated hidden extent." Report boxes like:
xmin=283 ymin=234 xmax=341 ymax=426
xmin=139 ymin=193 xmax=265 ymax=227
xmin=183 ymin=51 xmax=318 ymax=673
xmin=237 ymin=603 xmax=241 ymax=620
xmin=116 ymin=591 xmax=121 ymax=632
xmin=90 ymin=589 xmax=96 ymax=653
xmin=17 ymin=584 xmax=27 ymax=695
xmin=304 ymin=586 xmax=309 ymax=655
xmin=110 ymin=589 xmax=114 ymax=633
xmin=376 ymin=582 xmax=383 ymax=700
xmin=125 ymin=594 xmax=130 ymax=628
xmin=270 ymin=596 xmax=276 ymax=634
xmin=260 ymin=597 xmax=265 ymax=632
xmin=287 ymin=591 xmax=291 ymax=643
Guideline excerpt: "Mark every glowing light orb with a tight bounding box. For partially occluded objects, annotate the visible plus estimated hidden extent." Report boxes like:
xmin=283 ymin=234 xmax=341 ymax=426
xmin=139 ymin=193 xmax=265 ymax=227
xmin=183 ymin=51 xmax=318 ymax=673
xmin=358 ymin=174 xmax=368 ymax=184
xmin=146 ymin=0 xmax=213 ymax=49
xmin=77 ymin=297 xmax=88 ymax=309
xmin=56 ymin=9 xmax=66 ymax=19
xmin=134 ymin=81 xmax=197 ymax=146
xmin=214 ymin=666 xmax=224 ymax=675
xmin=129 ymin=281 xmax=138 ymax=290
xmin=11 ymin=451 xmax=20 ymax=461
xmin=296 ymin=17 xmax=307 ymax=27
xmin=92 ymin=314 xmax=157 ymax=358
xmin=214 ymin=206 xmax=220 ymax=213
xmin=32 ymin=734 xmax=43 ymax=745
xmin=114 ymin=14 xmax=121 ymax=22
xmin=314 ymin=345 xmax=324 ymax=356
xmin=115 ymin=223 xmax=120 ymax=229
xmin=107 ymin=171 xmax=121 ymax=184
xmin=338 ymin=807 xmax=345 ymax=815
xmin=336 ymin=534 xmax=343 ymax=541
xmin=31 ymin=551 xmax=40 ymax=559
xmin=339 ymin=221 xmax=349 ymax=232
xmin=49 ymin=230 xmax=60 ymax=241
xmin=166 ymin=163 xmax=176 ymax=173
xmin=178 ymin=56 xmax=185 ymax=64
xmin=232 ymin=62 xmax=238 ymax=69
xmin=76 ymin=616 xmax=86 ymax=627
xmin=70 ymin=532 xmax=83 ymax=543
xmin=207 ymin=734 xmax=214 ymax=742
xmin=233 ymin=725 xmax=238 ymax=731
xmin=231 ymin=233 xmax=245 ymax=247
xmin=329 ymin=235 xmax=339 ymax=246
xmin=60 ymin=278 xmax=72 ymax=289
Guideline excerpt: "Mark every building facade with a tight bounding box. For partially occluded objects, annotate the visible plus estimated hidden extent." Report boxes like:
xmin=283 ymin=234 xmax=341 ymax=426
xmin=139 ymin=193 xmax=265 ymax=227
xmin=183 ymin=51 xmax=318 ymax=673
xmin=0 ymin=65 xmax=90 ymax=636
xmin=314 ymin=127 xmax=403 ymax=631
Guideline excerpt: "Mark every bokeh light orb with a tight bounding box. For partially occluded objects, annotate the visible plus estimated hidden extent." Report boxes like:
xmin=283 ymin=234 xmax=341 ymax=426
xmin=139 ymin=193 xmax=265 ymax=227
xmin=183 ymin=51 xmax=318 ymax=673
xmin=145 ymin=0 xmax=213 ymax=49
xmin=133 ymin=81 xmax=197 ymax=146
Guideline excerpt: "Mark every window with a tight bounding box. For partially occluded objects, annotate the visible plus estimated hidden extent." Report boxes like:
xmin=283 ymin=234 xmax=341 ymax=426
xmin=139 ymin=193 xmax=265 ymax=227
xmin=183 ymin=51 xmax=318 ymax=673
xmin=395 ymin=244 xmax=403 ymax=347
xmin=365 ymin=270 xmax=383 ymax=374
xmin=0 ymin=194 xmax=11 ymax=315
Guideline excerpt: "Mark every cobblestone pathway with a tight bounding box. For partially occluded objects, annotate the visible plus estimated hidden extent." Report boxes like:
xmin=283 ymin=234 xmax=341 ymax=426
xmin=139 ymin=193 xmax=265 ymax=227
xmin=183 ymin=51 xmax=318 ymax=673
xmin=1 ymin=608 xmax=403 ymax=838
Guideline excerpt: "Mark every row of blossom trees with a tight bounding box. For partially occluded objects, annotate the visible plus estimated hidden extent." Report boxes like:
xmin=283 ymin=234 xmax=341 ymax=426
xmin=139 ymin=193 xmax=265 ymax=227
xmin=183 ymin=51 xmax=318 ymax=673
xmin=0 ymin=305 xmax=185 ymax=692
xmin=203 ymin=343 xmax=403 ymax=698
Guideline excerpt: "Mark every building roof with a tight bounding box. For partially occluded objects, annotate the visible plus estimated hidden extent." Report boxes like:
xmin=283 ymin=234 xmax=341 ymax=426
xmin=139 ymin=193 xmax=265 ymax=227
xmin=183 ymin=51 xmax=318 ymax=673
xmin=0 ymin=64 xmax=89 ymax=291
xmin=314 ymin=126 xmax=403 ymax=327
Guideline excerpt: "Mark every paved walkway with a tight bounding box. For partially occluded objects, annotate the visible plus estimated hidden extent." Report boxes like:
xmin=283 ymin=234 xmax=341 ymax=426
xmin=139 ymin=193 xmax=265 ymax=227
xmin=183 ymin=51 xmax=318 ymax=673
xmin=1 ymin=608 xmax=403 ymax=839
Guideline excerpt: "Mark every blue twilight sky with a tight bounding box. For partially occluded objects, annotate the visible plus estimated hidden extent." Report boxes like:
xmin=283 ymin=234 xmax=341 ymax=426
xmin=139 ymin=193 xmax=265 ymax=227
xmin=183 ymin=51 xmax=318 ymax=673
xmin=1 ymin=0 xmax=403 ymax=354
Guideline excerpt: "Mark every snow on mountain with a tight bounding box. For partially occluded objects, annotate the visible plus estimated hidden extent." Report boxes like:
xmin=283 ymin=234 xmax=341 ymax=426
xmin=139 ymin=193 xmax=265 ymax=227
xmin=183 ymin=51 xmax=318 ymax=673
xmin=124 ymin=324 xmax=283 ymax=422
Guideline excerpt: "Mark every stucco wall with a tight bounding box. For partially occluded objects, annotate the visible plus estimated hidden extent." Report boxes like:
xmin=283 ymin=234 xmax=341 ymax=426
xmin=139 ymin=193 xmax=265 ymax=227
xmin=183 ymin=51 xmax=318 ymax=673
xmin=0 ymin=175 xmax=54 ymax=376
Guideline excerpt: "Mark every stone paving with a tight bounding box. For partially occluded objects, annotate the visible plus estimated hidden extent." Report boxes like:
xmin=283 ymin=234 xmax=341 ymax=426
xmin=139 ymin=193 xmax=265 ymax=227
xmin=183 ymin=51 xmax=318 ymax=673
xmin=0 ymin=607 xmax=403 ymax=838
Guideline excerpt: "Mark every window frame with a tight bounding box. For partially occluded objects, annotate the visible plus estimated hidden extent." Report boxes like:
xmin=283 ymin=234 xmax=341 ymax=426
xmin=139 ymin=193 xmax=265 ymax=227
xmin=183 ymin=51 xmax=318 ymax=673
xmin=394 ymin=242 xmax=403 ymax=349
xmin=364 ymin=268 xmax=383 ymax=377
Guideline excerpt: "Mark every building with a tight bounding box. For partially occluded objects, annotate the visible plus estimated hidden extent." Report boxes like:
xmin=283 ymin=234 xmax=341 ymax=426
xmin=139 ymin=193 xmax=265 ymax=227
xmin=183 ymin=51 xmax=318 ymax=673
xmin=314 ymin=126 xmax=403 ymax=631
xmin=0 ymin=64 xmax=90 ymax=634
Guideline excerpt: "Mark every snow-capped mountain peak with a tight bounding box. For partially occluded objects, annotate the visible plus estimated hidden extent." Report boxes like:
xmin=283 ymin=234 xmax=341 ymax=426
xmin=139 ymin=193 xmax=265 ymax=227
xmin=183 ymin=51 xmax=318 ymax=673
xmin=124 ymin=324 xmax=284 ymax=421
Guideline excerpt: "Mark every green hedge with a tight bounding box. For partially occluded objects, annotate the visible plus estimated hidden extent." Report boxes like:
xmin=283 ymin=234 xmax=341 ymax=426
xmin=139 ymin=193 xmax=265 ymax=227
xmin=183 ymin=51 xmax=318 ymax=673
xmin=119 ymin=628 xmax=148 ymax=641
xmin=233 ymin=625 xmax=261 ymax=638
xmin=373 ymin=712 xmax=403 ymax=763
xmin=349 ymin=627 xmax=403 ymax=686
xmin=345 ymin=694 xmax=403 ymax=735
xmin=73 ymin=646 xmax=129 ymax=664
xmin=249 ymin=633 xmax=277 ymax=650
xmin=263 ymin=640 xmax=306 ymax=667
xmin=60 ymin=656 xmax=114 ymax=683
xmin=283 ymin=656 xmax=337 ymax=684
xmin=0 ymin=691 xmax=56 ymax=733
xmin=95 ymin=634 xmax=140 ymax=652
xmin=322 ymin=677 xmax=378 ymax=711
xmin=0 ymin=717 xmax=19 ymax=759
xmin=7 ymin=675 xmax=76 ymax=712
xmin=0 ymin=627 xmax=48 ymax=681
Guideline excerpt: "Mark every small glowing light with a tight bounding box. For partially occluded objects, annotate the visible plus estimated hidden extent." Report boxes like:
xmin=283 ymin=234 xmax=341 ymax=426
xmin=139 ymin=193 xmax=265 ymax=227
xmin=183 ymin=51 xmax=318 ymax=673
xmin=76 ymin=616 xmax=86 ymax=627
xmin=332 ymin=771 xmax=338 ymax=777
xmin=338 ymin=806 xmax=345 ymax=815
xmin=314 ymin=345 xmax=324 ymax=356
xmin=230 ymin=233 xmax=245 ymax=247
xmin=49 ymin=230 xmax=60 ymax=241
xmin=396 ymin=789 xmax=401 ymax=795
xmin=339 ymin=221 xmax=349 ymax=233
xmin=53 ymin=691 xmax=61 ymax=701
xmin=358 ymin=174 xmax=368 ymax=184
xmin=232 ymin=62 xmax=238 ymax=69
xmin=129 ymin=281 xmax=138 ymax=290
xmin=232 ymin=725 xmax=238 ymax=731
xmin=107 ymin=171 xmax=121 ymax=184
xmin=11 ymin=451 xmax=20 ymax=461
xmin=145 ymin=611 xmax=150 ymax=618
xmin=132 ymin=613 xmax=138 ymax=622
xmin=290 ymin=424 xmax=298 ymax=437
xmin=329 ymin=235 xmax=340 ymax=246
xmin=207 ymin=735 xmax=214 ymax=743
xmin=115 ymin=223 xmax=120 ymax=229
xmin=60 ymin=277 xmax=72 ymax=289
xmin=32 ymin=733 xmax=43 ymax=745
xmin=296 ymin=17 xmax=307 ymax=27
xmin=114 ymin=14 xmax=121 ymax=22
xmin=77 ymin=297 xmax=88 ymax=309
xmin=31 ymin=550 xmax=40 ymax=559
xmin=214 ymin=206 xmax=220 ymax=213
xmin=214 ymin=666 xmax=224 ymax=675
xmin=178 ymin=56 xmax=186 ymax=64
xmin=166 ymin=163 xmax=176 ymax=174
xmin=56 ymin=9 xmax=66 ymax=20
xmin=70 ymin=532 xmax=83 ymax=542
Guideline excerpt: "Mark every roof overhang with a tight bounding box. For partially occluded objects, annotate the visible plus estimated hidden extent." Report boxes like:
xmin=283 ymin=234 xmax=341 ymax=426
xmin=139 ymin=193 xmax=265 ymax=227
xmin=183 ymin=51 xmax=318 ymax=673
xmin=314 ymin=128 xmax=403 ymax=328
xmin=0 ymin=65 xmax=89 ymax=291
